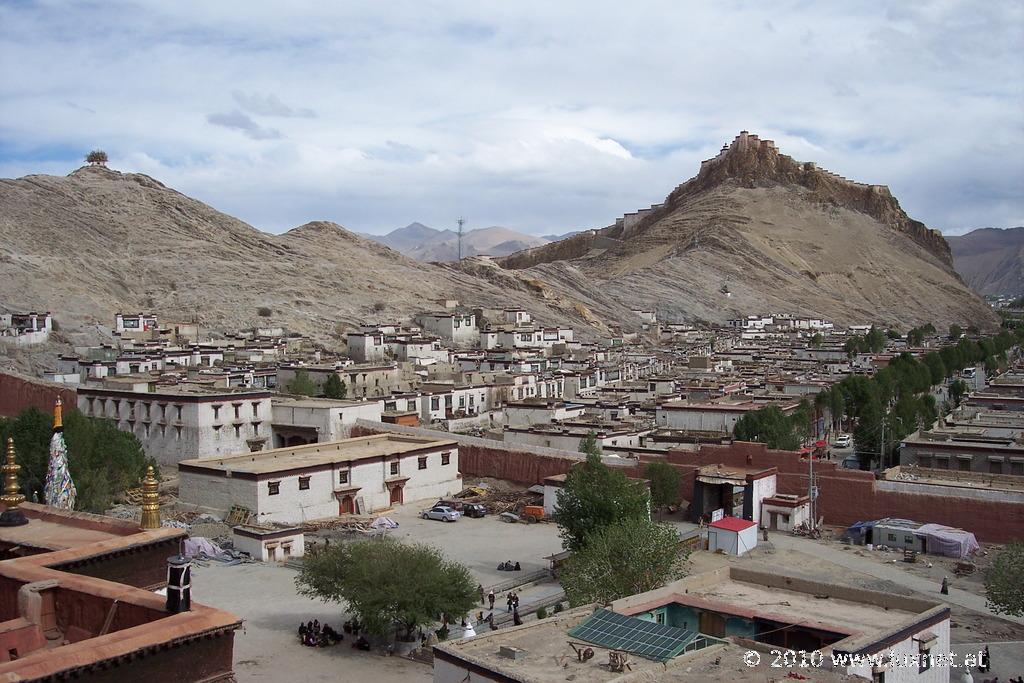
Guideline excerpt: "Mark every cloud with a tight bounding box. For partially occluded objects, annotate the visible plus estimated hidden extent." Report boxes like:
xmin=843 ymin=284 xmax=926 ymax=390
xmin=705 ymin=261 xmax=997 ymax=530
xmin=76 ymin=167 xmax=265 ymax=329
xmin=0 ymin=1 xmax=1020 ymax=236
xmin=231 ymin=91 xmax=315 ymax=118
xmin=206 ymin=111 xmax=282 ymax=140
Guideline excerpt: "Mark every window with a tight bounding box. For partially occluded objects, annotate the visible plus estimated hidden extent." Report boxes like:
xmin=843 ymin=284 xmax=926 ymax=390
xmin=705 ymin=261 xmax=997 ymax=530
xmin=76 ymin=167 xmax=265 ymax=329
xmin=904 ymin=535 xmax=914 ymax=544
xmin=958 ymin=458 xmax=971 ymax=472
xmin=431 ymin=397 xmax=440 ymax=411
xmin=175 ymin=404 xmax=183 ymax=420
xmin=918 ymin=649 xmax=931 ymax=673
xmin=339 ymin=470 xmax=349 ymax=485
xmin=253 ymin=422 xmax=260 ymax=436
xmin=390 ymin=462 xmax=399 ymax=476
xmin=268 ymin=481 xmax=280 ymax=495
xmin=234 ymin=425 xmax=241 ymax=438
xmin=887 ymin=533 xmax=896 ymax=542
xmin=212 ymin=404 xmax=222 ymax=420
xmin=418 ymin=456 xmax=427 ymax=470
xmin=655 ymin=611 xmax=665 ymax=625
xmin=252 ymin=402 xmax=260 ymax=417
xmin=441 ymin=452 xmax=451 ymax=466
xmin=298 ymin=476 xmax=310 ymax=491
xmin=918 ymin=456 xmax=932 ymax=468
xmin=175 ymin=426 xmax=182 ymax=440
xmin=990 ymin=460 xmax=1003 ymax=475
xmin=1012 ymin=461 xmax=1024 ymax=476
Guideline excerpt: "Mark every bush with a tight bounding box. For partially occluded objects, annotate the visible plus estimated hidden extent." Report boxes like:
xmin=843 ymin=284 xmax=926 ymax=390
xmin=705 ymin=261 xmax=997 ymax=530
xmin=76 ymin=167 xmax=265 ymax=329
xmin=373 ymin=302 xmax=386 ymax=312
xmin=257 ymin=307 xmax=272 ymax=317
xmin=85 ymin=149 xmax=108 ymax=165
xmin=553 ymin=602 xmax=564 ymax=614
xmin=536 ymin=606 xmax=548 ymax=619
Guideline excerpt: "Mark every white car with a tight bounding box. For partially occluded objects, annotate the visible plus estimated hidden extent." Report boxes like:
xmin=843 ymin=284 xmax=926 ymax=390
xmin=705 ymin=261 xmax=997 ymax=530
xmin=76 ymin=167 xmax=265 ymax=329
xmin=421 ymin=505 xmax=461 ymax=522
xmin=834 ymin=434 xmax=852 ymax=448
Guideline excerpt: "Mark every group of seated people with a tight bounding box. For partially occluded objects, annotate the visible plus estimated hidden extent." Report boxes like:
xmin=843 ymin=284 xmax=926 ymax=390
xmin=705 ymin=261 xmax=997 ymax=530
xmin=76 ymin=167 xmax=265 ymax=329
xmin=496 ymin=560 xmax=522 ymax=571
xmin=298 ymin=620 xmax=342 ymax=647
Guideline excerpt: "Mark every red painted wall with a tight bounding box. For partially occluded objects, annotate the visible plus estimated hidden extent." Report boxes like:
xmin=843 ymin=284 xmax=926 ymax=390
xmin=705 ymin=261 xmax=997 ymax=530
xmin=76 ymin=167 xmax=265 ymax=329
xmin=0 ymin=371 xmax=77 ymax=418
xmin=666 ymin=442 xmax=1023 ymax=544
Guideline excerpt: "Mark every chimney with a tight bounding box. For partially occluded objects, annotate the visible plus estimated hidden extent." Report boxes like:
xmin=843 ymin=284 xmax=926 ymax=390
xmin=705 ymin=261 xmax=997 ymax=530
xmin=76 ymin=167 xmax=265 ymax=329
xmin=166 ymin=554 xmax=192 ymax=613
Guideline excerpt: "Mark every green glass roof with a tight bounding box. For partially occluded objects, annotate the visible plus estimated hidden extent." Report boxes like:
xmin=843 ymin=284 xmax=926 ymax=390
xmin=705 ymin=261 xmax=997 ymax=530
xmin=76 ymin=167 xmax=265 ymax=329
xmin=567 ymin=608 xmax=723 ymax=663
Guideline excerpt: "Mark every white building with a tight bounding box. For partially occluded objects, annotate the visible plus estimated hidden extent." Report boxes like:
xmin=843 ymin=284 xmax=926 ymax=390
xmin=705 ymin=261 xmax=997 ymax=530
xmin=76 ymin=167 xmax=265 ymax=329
xmin=77 ymin=385 xmax=274 ymax=465
xmin=114 ymin=312 xmax=158 ymax=335
xmin=179 ymin=433 xmax=461 ymax=524
xmin=230 ymin=525 xmax=305 ymax=562
xmin=656 ymin=399 xmax=801 ymax=434
xmin=271 ymin=396 xmax=384 ymax=447
xmin=706 ymin=516 xmax=758 ymax=556
xmin=0 ymin=312 xmax=53 ymax=346
xmin=504 ymin=400 xmax=585 ymax=428
xmin=347 ymin=331 xmax=386 ymax=363
xmin=418 ymin=312 xmax=479 ymax=348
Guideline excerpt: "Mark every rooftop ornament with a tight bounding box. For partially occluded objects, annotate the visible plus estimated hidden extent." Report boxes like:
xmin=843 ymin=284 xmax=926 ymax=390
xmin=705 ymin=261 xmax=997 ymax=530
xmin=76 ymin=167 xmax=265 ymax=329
xmin=140 ymin=466 xmax=161 ymax=529
xmin=0 ymin=438 xmax=29 ymax=526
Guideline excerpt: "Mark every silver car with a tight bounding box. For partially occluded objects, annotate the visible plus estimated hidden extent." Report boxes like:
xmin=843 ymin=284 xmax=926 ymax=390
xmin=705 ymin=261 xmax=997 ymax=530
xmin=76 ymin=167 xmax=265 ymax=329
xmin=421 ymin=505 xmax=460 ymax=522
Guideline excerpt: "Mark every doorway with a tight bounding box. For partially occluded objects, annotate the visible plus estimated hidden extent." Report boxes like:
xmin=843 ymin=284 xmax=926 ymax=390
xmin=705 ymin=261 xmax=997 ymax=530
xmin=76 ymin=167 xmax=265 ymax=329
xmin=389 ymin=485 xmax=403 ymax=506
xmin=339 ymin=495 xmax=354 ymax=515
xmin=699 ymin=611 xmax=726 ymax=638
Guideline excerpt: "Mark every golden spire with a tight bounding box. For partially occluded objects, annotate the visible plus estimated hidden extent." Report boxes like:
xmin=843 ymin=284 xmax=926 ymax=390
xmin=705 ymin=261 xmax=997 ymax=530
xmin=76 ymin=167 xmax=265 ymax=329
xmin=1 ymin=438 xmax=25 ymax=509
xmin=53 ymin=397 xmax=63 ymax=430
xmin=140 ymin=465 xmax=161 ymax=529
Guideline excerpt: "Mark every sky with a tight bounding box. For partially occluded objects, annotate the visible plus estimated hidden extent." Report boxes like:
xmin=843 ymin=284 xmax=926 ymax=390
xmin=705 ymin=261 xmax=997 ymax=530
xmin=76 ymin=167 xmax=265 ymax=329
xmin=1 ymin=1 xmax=1022 ymax=237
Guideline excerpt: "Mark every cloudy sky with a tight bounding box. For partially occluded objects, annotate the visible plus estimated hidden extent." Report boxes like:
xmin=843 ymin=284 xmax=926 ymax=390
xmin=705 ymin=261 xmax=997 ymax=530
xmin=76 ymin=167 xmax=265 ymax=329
xmin=1 ymin=1 xmax=1021 ymax=237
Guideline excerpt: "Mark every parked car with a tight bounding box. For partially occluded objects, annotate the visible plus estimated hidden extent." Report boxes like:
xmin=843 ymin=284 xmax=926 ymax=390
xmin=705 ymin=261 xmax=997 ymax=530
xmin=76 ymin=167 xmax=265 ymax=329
xmin=840 ymin=456 xmax=860 ymax=470
xmin=461 ymin=503 xmax=488 ymax=518
xmin=834 ymin=434 xmax=852 ymax=448
xmin=422 ymin=505 xmax=460 ymax=522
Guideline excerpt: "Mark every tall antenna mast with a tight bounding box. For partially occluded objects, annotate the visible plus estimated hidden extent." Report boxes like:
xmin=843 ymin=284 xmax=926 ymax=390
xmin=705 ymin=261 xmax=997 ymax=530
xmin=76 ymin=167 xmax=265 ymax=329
xmin=457 ymin=216 xmax=466 ymax=261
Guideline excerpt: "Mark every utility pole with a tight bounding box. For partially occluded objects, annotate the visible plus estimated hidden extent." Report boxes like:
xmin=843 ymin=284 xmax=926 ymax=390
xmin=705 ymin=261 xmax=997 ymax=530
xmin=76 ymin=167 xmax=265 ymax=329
xmin=879 ymin=416 xmax=886 ymax=471
xmin=808 ymin=447 xmax=815 ymax=532
xmin=456 ymin=217 xmax=466 ymax=261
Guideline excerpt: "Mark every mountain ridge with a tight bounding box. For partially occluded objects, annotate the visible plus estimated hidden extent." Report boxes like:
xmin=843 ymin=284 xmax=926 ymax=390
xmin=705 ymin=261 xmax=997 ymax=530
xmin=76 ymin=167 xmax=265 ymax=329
xmin=947 ymin=227 xmax=1024 ymax=296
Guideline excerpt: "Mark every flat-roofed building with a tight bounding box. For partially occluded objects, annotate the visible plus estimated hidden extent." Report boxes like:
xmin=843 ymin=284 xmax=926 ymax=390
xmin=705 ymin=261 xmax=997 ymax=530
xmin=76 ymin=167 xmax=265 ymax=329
xmin=614 ymin=567 xmax=950 ymax=683
xmin=271 ymin=396 xmax=383 ymax=447
xmin=656 ymin=398 xmax=801 ymax=434
xmin=77 ymin=384 xmax=274 ymax=465
xmin=179 ymin=433 xmax=460 ymax=524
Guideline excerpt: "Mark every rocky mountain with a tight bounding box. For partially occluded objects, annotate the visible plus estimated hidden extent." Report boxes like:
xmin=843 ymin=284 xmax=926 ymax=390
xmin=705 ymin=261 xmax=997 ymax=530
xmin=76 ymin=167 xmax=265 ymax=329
xmin=0 ymin=166 xmax=612 ymax=347
xmin=365 ymin=224 xmax=549 ymax=262
xmin=946 ymin=227 xmax=1024 ymax=296
xmin=364 ymin=222 xmax=457 ymax=253
xmin=500 ymin=131 xmax=997 ymax=329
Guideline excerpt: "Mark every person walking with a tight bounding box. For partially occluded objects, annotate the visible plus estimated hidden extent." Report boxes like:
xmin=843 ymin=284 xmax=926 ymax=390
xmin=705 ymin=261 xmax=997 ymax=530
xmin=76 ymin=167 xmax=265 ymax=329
xmin=512 ymin=592 xmax=520 ymax=611
xmin=478 ymin=584 xmax=484 ymax=605
xmin=506 ymin=592 xmax=513 ymax=613
xmin=940 ymin=577 xmax=950 ymax=595
xmin=488 ymin=589 xmax=495 ymax=610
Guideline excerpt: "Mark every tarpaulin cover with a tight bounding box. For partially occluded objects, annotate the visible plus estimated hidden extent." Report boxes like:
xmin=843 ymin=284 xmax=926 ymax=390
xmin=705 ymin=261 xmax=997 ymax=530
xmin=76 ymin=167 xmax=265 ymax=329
xmin=183 ymin=536 xmax=232 ymax=561
xmin=916 ymin=524 xmax=980 ymax=558
xmin=369 ymin=516 xmax=399 ymax=529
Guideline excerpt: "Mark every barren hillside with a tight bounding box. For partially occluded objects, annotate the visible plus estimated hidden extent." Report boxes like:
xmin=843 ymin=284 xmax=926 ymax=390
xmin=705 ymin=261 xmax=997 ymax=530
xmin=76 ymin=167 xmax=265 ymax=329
xmin=947 ymin=227 xmax=1024 ymax=296
xmin=501 ymin=132 xmax=997 ymax=329
xmin=0 ymin=166 xmax=609 ymax=344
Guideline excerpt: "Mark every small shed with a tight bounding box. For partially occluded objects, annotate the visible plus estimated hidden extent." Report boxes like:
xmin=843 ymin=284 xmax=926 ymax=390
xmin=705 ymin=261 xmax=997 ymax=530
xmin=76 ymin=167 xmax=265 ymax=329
xmin=231 ymin=525 xmax=305 ymax=562
xmin=707 ymin=517 xmax=757 ymax=556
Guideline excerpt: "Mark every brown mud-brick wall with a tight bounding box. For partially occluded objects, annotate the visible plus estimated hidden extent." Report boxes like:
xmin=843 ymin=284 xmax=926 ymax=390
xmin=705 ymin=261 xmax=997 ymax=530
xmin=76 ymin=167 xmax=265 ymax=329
xmin=0 ymin=371 xmax=77 ymax=418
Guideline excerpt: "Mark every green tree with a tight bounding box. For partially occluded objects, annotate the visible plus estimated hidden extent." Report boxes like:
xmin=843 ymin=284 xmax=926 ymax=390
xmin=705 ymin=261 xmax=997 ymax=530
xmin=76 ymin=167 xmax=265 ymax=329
xmin=555 ymin=452 xmax=650 ymax=552
xmin=985 ymin=542 xmax=1024 ymax=617
xmin=885 ymin=329 xmax=902 ymax=340
xmin=644 ymin=461 xmax=681 ymax=509
xmin=295 ymin=538 xmax=475 ymax=640
xmin=732 ymin=405 xmax=801 ymax=450
xmin=323 ymin=373 xmax=348 ymax=399
xmin=808 ymin=333 xmax=823 ymax=348
xmin=948 ymin=379 xmax=968 ymax=406
xmin=865 ymin=326 xmax=886 ymax=353
xmin=948 ymin=324 xmax=963 ymax=340
xmin=0 ymin=408 xmax=153 ymax=512
xmin=287 ymin=369 xmax=318 ymax=396
xmin=923 ymin=353 xmax=947 ymax=386
xmin=578 ymin=430 xmax=602 ymax=456
xmin=560 ymin=518 xmax=687 ymax=606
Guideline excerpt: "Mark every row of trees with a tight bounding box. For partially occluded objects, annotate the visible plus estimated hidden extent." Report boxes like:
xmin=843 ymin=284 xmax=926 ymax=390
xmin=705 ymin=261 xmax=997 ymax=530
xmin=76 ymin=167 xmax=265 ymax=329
xmin=286 ymin=370 xmax=348 ymax=399
xmin=0 ymin=407 xmax=155 ymax=512
xmin=554 ymin=435 xmax=687 ymax=606
xmin=731 ymin=329 xmax=1022 ymax=467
